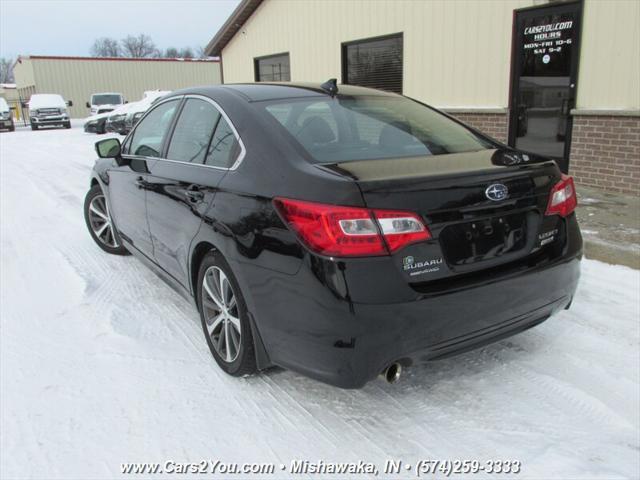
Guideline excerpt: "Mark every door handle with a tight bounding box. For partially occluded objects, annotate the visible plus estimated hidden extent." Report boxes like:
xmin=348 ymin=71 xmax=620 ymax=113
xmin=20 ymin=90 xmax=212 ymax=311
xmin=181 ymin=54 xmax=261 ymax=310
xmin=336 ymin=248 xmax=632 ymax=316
xmin=184 ymin=185 xmax=204 ymax=202
xmin=134 ymin=177 xmax=149 ymax=189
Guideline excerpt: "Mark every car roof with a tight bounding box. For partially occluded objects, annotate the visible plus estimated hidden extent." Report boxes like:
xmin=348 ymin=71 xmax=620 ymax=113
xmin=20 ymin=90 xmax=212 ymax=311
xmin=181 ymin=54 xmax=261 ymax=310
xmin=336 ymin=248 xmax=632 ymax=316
xmin=170 ymin=82 xmax=399 ymax=103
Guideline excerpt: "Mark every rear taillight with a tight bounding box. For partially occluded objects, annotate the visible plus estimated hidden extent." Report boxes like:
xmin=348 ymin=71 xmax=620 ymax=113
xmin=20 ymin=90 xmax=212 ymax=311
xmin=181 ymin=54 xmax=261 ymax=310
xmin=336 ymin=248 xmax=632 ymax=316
xmin=274 ymin=197 xmax=431 ymax=257
xmin=372 ymin=209 xmax=431 ymax=253
xmin=545 ymin=174 xmax=577 ymax=217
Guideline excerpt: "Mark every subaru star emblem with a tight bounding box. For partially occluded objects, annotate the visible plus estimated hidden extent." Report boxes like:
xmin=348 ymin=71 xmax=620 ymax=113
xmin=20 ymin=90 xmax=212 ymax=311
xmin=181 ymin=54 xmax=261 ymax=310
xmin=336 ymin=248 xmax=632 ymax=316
xmin=485 ymin=183 xmax=509 ymax=201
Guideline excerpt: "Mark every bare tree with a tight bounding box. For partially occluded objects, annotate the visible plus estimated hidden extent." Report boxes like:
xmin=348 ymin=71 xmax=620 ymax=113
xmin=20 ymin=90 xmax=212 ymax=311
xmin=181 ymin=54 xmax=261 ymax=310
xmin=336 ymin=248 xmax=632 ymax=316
xmin=90 ymin=37 xmax=121 ymax=57
xmin=178 ymin=47 xmax=194 ymax=59
xmin=121 ymin=34 xmax=157 ymax=58
xmin=0 ymin=58 xmax=14 ymax=83
xmin=195 ymin=46 xmax=208 ymax=59
xmin=164 ymin=47 xmax=179 ymax=58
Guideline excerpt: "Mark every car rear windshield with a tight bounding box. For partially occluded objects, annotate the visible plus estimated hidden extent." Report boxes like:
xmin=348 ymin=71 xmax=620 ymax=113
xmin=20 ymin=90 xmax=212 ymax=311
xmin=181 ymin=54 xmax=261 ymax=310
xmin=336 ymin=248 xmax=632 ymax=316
xmin=92 ymin=94 xmax=122 ymax=105
xmin=263 ymin=96 xmax=493 ymax=163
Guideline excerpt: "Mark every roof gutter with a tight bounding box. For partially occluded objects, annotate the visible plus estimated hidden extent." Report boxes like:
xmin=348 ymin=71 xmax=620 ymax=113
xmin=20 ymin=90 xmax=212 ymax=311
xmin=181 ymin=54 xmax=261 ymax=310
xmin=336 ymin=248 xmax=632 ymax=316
xmin=204 ymin=0 xmax=264 ymax=57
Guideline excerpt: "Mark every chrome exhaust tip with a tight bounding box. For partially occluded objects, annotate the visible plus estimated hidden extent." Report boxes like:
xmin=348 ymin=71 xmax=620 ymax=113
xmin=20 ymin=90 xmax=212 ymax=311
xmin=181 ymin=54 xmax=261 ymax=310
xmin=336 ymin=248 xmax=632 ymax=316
xmin=380 ymin=363 xmax=402 ymax=384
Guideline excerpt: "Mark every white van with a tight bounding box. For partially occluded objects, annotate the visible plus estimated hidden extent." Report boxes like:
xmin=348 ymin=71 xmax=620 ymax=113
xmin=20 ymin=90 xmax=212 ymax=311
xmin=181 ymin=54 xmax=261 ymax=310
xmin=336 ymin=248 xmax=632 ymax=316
xmin=0 ymin=97 xmax=14 ymax=132
xmin=28 ymin=94 xmax=72 ymax=130
xmin=86 ymin=92 xmax=124 ymax=115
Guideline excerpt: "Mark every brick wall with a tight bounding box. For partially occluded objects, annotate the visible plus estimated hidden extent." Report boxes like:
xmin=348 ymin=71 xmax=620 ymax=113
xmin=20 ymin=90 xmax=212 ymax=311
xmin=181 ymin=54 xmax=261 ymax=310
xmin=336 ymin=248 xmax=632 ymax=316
xmin=449 ymin=112 xmax=508 ymax=143
xmin=569 ymin=115 xmax=640 ymax=195
xmin=448 ymin=111 xmax=639 ymax=195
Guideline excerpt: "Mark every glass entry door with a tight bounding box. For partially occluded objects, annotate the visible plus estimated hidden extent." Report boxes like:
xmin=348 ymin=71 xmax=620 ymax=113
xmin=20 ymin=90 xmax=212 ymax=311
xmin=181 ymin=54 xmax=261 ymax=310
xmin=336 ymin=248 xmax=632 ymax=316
xmin=509 ymin=2 xmax=582 ymax=172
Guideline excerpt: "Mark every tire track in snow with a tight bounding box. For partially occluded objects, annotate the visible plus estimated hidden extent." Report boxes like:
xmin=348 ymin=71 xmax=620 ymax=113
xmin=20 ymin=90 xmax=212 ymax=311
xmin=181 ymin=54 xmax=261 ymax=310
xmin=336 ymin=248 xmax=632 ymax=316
xmin=2 ymin=124 xmax=639 ymax=479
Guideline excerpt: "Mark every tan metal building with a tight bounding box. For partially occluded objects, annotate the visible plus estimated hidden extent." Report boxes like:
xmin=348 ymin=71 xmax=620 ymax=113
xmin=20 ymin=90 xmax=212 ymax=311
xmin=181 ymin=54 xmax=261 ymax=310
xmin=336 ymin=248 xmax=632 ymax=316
xmin=13 ymin=56 xmax=222 ymax=118
xmin=0 ymin=84 xmax=20 ymax=103
xmin=0 ymin=84 xmax=23 ymax=122
xmin=205 ymin=0 xmax=639 ymax=194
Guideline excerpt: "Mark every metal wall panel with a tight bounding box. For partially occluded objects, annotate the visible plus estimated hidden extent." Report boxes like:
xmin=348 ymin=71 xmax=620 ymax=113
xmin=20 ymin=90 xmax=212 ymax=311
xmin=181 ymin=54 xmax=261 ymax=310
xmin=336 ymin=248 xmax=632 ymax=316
xmin=576 ymin=0 xmax=640 ymax=110
xmin=221 ymin=0 xmax=535 ymax=108
xmin=220 ymin=0 xmax=640 ymax=111
xmin=15 ymin=57 xmax=221 ymax=117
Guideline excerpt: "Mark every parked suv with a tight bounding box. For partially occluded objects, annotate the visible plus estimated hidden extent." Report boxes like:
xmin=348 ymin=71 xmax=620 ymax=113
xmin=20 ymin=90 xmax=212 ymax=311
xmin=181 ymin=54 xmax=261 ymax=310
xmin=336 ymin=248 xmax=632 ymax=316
xmin=0 ymin=97 xmax=14 ymax=132
xmin=87 ymin=92 xmax=124 ymax=115
xmin=28 ymin=94 xmax=72 ymax=130
xmin=84 ymin=83 xmax=582 ymax=388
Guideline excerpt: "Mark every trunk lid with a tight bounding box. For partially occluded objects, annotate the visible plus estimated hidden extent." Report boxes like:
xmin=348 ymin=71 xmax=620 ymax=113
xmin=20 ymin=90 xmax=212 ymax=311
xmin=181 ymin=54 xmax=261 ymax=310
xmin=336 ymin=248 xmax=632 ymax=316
xmin=320 ymin=148 xmax=566 ymax=284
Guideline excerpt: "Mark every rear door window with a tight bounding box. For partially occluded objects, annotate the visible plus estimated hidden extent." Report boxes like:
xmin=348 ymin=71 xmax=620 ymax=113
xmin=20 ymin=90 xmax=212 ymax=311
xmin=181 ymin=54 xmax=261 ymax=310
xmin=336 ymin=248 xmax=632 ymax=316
xmin=128 ymin=99 xmax=179 ymax=157
xmin=204 ymin=117 xmax=241 ymax=169
xmin=167 ymin=98 xmax=221 ymax=164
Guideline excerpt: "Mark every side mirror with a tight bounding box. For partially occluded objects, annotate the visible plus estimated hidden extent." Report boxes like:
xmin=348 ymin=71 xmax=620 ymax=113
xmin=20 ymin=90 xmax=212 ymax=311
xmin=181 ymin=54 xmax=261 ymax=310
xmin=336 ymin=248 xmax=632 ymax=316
xmin=86 ymin=101 xmax=91 ymax=108
xmin=67 ymin=100 xmax=73 ymax=107
xmin=95 ymin=138 xmax=121 ymax=158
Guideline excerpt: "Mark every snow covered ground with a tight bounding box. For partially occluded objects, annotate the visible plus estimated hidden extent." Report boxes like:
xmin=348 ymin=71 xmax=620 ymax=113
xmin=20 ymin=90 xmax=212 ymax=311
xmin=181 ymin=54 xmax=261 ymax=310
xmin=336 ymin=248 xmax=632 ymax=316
xmin=1 ymin=123 xmax=639 ymax=479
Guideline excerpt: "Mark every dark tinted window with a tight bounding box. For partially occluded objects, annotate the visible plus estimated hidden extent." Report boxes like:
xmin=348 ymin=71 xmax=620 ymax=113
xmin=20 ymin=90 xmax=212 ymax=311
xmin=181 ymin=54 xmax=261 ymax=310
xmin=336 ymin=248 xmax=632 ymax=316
xmin=92 ymin=94 xmax=123 ymax=105
xmin=343 ymin=34 xmax=403 ymax=94
xmin=255 ymin=53 xmax=291 ymax=82
xmin=128 ymin=99 xmax=179 ymax=157
xmin=205 ymin=117 xmax=241 ymax=169
xmin=167 ymin=99 xmax=220 ymax=164
xmin=521 ymin=17 xmax=575 ymax=77
xmin=264 ymin=96 xmax=491 ymax=163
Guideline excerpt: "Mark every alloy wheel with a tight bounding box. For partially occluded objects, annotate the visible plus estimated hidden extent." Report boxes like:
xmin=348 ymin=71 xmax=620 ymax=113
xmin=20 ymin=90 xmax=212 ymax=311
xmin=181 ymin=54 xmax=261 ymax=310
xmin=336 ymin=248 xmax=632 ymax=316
xmin=88 ymin=194 xmax=119 ymax=248
xmin=202 ymin=266 xmax=242 ymax=363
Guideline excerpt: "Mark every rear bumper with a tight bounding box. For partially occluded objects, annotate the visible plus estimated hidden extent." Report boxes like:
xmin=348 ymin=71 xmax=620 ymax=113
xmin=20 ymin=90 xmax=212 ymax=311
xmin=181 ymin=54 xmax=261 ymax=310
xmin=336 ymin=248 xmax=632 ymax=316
xmin=240 ymin=247 xmax=581 ymax=388
xmin=263 ymin=257 xmax=578 ymax=388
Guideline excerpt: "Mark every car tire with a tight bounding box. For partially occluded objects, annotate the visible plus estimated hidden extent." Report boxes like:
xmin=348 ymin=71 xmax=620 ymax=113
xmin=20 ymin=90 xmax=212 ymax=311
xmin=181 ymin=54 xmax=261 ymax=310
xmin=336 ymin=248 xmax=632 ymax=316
xmin=197 ymin=251 xmax=257 ymax=377
xmin=31 ymin=124 xmax=38 ymax=131
xmin=64 ymin=122 xmax=71 ymax=129
xmin=83 ymin=185 xmax=129 ymax=255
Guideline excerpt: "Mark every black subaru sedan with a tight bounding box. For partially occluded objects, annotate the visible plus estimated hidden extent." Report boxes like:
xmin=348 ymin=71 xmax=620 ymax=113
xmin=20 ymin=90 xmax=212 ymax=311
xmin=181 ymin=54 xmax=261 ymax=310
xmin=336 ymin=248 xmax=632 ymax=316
xmin=84 ymin=82 xmax=581 ymax=388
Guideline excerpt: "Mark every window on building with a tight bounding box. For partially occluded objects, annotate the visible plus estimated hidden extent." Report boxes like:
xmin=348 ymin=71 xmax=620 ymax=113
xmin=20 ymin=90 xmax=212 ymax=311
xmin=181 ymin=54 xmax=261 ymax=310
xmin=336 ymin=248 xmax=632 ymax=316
xmin=254 ymin=53 xmax=291 ymax=82
xmin=342 ymin=34 xmax=403 ymax=94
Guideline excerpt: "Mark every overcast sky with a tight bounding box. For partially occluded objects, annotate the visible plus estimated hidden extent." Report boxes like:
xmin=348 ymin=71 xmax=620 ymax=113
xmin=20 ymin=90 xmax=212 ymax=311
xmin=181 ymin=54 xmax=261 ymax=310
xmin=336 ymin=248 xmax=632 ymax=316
xmin=0 ymin=0 xmax=241 ymax=59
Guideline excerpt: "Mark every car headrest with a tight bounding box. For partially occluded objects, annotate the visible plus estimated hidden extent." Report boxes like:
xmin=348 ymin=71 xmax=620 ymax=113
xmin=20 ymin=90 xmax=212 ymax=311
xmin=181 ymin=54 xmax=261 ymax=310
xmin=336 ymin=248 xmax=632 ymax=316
xmin=379 ymin=120 xmax=415 ymax=149
xmin=298 ymin=116 xmax=336 ymax=145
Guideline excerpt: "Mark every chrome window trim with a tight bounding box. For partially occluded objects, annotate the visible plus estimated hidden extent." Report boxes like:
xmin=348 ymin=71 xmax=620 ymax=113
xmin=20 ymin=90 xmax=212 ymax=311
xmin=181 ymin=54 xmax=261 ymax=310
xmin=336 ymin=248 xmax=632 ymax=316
xmin=120 ymin=154 xmax=164 ymax=163
xmin=121 ymin=94 xmax=247 ymax=172
xmin=162 ymin=94 xmax=246 ymax=171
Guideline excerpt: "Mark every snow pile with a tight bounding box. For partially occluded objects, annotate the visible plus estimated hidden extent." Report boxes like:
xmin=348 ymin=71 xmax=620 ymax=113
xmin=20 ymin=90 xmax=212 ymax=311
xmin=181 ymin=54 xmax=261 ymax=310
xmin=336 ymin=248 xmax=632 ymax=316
xmin=84 ymin=91 xmax=171 ymax=122
xmin=135 ymin=90 xmax=171 ymax=111
xmin=0 ymin=126 xmax=638 ymax=479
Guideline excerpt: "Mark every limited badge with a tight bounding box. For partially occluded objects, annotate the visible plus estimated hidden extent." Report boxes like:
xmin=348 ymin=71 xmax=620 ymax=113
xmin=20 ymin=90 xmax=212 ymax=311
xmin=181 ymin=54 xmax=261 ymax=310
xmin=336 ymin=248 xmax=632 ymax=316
xmin=538 ymin=229 xmax=558 ymax=246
